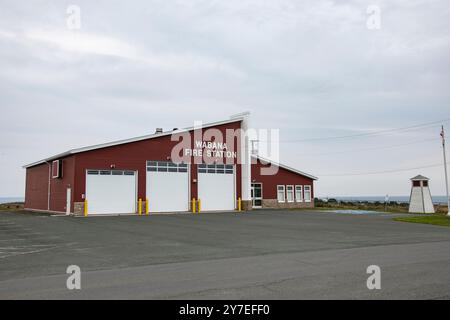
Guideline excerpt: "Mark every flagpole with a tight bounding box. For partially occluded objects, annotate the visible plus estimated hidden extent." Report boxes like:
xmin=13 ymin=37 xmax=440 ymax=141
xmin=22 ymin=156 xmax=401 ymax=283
xmin=441 ymin=125 xmax=450 ymax=216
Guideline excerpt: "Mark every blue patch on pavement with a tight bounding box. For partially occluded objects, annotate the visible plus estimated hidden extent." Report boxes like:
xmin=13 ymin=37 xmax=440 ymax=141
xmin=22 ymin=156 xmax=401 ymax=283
xmin=327 ymin=210 xmax=381 ymax=215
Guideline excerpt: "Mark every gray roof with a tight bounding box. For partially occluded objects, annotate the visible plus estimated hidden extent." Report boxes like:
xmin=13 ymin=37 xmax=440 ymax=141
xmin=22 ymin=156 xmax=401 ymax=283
xmin=253 ymin=155 xmax=318 ymax=180
xmin=410 ymin=175 xmax=430 ymax=181
xmin=23 ymin=114 xmax=318 ymax=182
xmin=23 ymin=116 xmax=245 ymax=168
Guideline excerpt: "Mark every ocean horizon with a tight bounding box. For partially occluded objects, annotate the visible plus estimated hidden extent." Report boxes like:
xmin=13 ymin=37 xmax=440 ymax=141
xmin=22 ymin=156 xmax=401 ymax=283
xmin=1 ymin=196 xmax=449 ymax=205
xmin=0 ymin=197 xmax=25 ymax=204
xmin=319 ymin=195 xmax=449 ymax=205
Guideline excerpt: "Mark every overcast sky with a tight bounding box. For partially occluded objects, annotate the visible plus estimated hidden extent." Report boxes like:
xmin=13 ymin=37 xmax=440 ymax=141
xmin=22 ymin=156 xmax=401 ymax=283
xmin=1 ymin=0 xmax=450 ymax=198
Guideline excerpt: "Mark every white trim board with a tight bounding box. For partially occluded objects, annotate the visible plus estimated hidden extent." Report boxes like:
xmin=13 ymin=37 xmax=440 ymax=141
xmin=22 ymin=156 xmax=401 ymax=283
xmin=253 ymin=155 xmax=318 ymax=181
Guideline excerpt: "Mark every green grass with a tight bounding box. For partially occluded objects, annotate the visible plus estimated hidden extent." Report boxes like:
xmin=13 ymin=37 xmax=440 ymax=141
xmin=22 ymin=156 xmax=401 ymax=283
xmin=394 ymin=215 xmax=450 ymax=227
xmin=314 ymin=200 xmax=449 ymax=215
xmin=313 ymin=203 xmax=410 ymax=214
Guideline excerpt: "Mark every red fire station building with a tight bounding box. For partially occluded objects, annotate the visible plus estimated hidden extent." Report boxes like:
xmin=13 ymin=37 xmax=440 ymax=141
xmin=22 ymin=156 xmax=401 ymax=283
xmin=24 ymin=114 xmax=317 ymax=215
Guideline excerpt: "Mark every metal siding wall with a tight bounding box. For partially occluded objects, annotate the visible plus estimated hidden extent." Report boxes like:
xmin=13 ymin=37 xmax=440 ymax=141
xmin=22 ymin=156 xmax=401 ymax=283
xmin=25 ymin=156 xmax=75 ymax=212
xmin=251 ymin=159 xmax=315 ymax=200
xmin=49 ymin=156 xmax=75 ymax=212
xmin=25 ymin=163 xmax=49 ymax=210
xmin=73 ymin=121 xmax=243 ymax=206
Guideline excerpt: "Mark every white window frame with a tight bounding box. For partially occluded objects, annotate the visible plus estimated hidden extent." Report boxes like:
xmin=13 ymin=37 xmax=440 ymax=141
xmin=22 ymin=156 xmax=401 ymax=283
xmin=197 ymin=163 xmax=234 ymax=174
xmin=146 ymin=161 xmax=188 ymax=173
xmin=277 ymin=185 xmax=286 ymax=203
xmin=304 ymin=185 xmax=312 ymax=202
xmin=52 ymin=160 xmax=60 ymax=179
xmin=286 ymin=185 xmax=294 ymax=203
xmin=295 ymin=185 xmax=303 ymax=202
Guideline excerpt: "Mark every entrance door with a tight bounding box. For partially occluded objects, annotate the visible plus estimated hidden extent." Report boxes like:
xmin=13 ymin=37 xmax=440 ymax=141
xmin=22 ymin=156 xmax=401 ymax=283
xmin=251 ymin=183 xmax=262 ymax=208
xmin=146 ymin=161 xmax=189 ymax=212
xmin=86 ymin=170 xmax=137 ymax=215
xmin=197 ymin=164 xmax=235 ymax=211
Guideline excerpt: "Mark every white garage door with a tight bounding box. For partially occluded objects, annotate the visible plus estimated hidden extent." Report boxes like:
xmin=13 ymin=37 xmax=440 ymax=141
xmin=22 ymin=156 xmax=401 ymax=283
xmin=198 ymin=164 xmax=235 ymax=211
xmin=86 ymin=170 xmax=137 ymax=215
xmin=146 ymin=161 xmax=189 ymax=212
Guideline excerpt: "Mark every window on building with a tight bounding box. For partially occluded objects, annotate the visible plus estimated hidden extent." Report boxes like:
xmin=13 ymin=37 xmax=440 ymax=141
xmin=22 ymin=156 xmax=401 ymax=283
xmin=286 ymin=185 xmax=294 ymax=202
xmin=277 ymin=185 xmax=285 ymax=203
xmin=304 ymin=185 xmax=311 ymax=202
xmin=422 ymin=181 xmax=428 ymax=187
xmin=197 ymin=164 xmax=234 ymax=174
xmin=295 ymin=185 xmax=303 ymax=202
xmin=413 ymin=181 xmax=421 ymax=187
xmin=146 ymin=161 xmax=187 ymax=173
xmin=52 ymin=160 xmax=62 ymax=179
xmin=88 ymin=170 xmax=135 ymax=176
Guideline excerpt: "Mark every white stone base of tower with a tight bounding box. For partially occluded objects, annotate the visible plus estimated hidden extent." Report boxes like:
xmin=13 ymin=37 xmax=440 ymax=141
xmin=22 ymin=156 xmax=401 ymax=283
xmin=409 ymin=187 xmax=435 ymax=213
xmin=408 ymin=175 xmax=435 ymax=214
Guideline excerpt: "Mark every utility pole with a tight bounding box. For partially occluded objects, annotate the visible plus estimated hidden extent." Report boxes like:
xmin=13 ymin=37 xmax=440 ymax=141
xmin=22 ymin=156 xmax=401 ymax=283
xmin=441 ymin=126 xmax=450 ymax=216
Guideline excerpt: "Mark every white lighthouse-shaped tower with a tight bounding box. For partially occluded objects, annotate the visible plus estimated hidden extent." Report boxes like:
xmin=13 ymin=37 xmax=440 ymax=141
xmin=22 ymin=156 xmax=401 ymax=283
xmin=408 ymin=175 xmax=435 ymax=213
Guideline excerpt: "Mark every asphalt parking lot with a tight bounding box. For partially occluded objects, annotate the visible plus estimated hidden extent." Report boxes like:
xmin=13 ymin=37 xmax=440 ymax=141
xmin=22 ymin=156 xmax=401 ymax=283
xmin=0 ymin=209 xmax=449 ymax=299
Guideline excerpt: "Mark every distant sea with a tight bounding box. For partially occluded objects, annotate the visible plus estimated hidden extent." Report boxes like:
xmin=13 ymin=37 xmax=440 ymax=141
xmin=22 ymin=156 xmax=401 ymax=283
xmin=0 ymin=197 xmax=24 ymax=204
xmin=321 ymin=196 xmax=449 ymax=205
xmin=1 ymin=196 xmax=449 ymax=205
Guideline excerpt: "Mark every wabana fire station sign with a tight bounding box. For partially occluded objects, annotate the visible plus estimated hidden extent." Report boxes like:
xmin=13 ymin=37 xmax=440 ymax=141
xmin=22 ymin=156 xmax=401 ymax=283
xmin=184 ymin=140 xmax=237 ymax=158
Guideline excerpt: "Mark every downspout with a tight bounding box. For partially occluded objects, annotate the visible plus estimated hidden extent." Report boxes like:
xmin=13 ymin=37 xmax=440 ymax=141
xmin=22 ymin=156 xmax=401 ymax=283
xmin=45 ymin=161 xmax=51 ymax=211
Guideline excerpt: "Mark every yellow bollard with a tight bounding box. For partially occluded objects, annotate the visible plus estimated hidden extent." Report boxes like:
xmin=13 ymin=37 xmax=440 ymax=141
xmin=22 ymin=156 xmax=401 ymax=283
xmin=138 ymin=198 xmax=142 ymax=215
xmin=238 ymin=197 xmax=242 ymax=212
xmin=145 ymin=198 xmax=149 ymax=215
xmin=84 ymin=199 xmax=88 ymax=217
xmin=192 ymin=198 xmax=196 ymax=213
xmin=198 ymin=199 xmax=201 ymax=213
